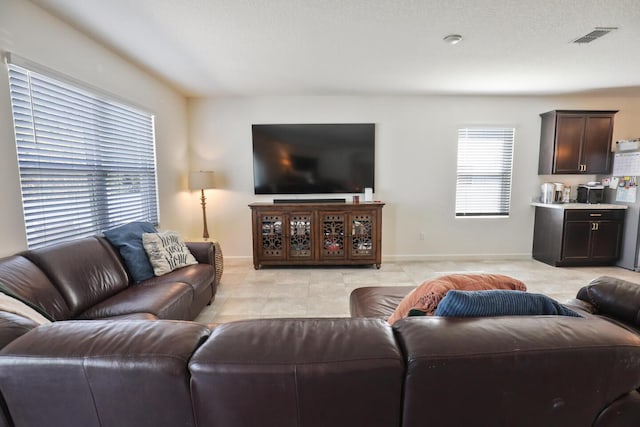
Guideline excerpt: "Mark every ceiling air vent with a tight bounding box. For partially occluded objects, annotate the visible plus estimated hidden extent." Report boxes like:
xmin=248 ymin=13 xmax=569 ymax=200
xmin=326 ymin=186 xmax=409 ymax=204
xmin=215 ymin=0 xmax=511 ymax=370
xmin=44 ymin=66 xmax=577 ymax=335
xmin=573 ymin=27 xmax=618 ymax=44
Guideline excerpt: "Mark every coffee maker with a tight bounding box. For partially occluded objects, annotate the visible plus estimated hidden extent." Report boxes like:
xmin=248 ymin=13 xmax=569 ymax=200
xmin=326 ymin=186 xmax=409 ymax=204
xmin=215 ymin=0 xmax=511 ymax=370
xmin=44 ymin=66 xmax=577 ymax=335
xmin=553 ymin=183 xmax=564 ymax=203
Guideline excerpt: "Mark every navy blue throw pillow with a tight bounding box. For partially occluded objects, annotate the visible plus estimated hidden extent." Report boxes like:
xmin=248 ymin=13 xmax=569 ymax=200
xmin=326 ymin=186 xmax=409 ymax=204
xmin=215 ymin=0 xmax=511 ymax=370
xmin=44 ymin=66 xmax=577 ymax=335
xmin=103 ymin=222 xmax=157 ymax=283
xmin=434 ymin=290 xmax=581 ymax=318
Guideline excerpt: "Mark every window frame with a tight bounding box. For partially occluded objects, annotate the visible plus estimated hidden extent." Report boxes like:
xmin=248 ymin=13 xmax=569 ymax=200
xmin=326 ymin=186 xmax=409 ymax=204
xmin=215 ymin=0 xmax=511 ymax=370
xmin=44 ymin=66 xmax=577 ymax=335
xmin=455 ymin=126 xmax=515 ymax=218
xmin=5 ymin=55 xmax=160 ymax=249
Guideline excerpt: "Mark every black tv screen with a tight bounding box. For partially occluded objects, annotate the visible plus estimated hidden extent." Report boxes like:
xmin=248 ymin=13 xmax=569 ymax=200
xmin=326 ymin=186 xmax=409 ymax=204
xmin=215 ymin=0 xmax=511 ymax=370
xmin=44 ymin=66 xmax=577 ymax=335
xmin=252 ymin=123 xmax=375 ymax=195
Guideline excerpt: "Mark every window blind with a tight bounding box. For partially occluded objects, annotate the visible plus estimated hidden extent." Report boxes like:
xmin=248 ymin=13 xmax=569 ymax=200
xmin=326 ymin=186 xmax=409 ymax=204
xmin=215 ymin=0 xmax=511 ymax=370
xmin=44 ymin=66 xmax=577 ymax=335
xmin=455 ymin=128 xmax=515 ymax=217
xmin=7 ymin=62 xmax=159 ymax=249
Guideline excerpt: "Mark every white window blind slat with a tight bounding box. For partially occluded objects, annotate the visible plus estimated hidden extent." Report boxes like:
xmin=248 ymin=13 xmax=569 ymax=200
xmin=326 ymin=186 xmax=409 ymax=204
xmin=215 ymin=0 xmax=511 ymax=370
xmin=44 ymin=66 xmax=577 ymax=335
xmin=455 ymin=128 xmax=515 ymax=217
xmin=7 ymin=62 xmax=159 ymax=249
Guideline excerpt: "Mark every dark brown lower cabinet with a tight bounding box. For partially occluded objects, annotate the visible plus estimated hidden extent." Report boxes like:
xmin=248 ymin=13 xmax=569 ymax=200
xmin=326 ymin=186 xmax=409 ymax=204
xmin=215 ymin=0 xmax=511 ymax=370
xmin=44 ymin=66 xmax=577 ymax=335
xmin=533 ymin=207 xmax=624 ymax=266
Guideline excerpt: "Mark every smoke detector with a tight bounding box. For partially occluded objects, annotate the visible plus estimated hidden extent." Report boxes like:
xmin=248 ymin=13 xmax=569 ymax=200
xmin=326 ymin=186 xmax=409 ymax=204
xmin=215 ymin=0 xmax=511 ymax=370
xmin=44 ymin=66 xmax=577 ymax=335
xmin=573 ymin=27 xmax=618 ymax=44
xmin=443 ymin=34 xmax=463 ymax=45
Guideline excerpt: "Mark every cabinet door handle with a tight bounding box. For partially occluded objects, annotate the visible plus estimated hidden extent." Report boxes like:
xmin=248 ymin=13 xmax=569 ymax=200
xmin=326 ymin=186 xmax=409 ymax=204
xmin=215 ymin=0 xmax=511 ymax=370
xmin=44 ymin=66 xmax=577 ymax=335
xmin=591 ymin=222 xmax=599 ymax=231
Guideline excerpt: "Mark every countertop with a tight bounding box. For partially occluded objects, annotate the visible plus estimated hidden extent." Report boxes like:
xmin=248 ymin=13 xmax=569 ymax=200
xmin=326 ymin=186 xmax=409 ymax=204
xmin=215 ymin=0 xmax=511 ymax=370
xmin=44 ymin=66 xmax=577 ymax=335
xmin=531 ymin=202 xmax=627 ymax=210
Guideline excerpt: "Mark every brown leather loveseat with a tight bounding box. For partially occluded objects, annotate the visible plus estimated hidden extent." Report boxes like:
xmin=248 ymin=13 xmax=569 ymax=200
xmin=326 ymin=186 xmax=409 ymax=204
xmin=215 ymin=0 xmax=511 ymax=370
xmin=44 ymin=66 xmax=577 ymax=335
xmin=0 ymin=235 xmax=219 ymax=348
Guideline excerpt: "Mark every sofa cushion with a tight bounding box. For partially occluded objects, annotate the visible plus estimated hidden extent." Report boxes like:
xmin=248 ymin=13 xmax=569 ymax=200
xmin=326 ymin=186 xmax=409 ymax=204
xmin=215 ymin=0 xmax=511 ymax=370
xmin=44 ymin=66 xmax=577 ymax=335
xmin=76 ymin=282 xmax=194 ymax=321
xmin=145 ymin=264 xmax=215 ymax=296
xmin=23 ymin=237 xmax=130 ymax=317
xmin=0 ymin=256 xmax=71 ymax=320
xmin=189 ymin=318 xmax=404 ymax=427
xmin=143 ymin=231 xmax=197 ymax=276
xmin=0 ymin=320 xmax=210 ymax=427
xmin=393 ymin=315 xmax=640 ymax=427
xmin=105 ymin=312 xmax=159 ymax=321
xmin=387 ymin=274 xmax=527 ymax=324
xmin=433 ymin=290 xmax=581 ymax=317
xmin=145 ymin=263 xmax=216 ymax=318
xmin=103 ymin=221 xmax=157 ymax=282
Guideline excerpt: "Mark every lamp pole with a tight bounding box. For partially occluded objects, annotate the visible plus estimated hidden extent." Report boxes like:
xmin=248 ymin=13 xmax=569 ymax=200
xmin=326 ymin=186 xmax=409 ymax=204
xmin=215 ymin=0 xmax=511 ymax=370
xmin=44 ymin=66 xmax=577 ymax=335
xmin=200 ymin=188 xmax=210 ymax=241
xmin=189 ymin=170 xmax=215 ymax=241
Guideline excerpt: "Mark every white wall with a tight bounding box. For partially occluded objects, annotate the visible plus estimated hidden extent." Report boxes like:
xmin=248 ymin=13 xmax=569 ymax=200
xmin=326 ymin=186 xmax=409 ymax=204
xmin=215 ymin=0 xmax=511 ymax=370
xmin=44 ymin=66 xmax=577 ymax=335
xmin=189 ymin=94 xmax=640 ymax=260
xmin=0 ymin=0 xmax=190 ymax=256
xmin=1 ymin=1 xmax=639 ymax=261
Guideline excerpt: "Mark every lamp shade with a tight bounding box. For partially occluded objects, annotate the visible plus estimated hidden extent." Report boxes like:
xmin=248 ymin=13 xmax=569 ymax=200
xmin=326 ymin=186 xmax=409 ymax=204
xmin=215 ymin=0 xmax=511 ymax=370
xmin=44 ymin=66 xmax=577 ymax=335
xmin=189 ymin=171 xmax=215 ymax=190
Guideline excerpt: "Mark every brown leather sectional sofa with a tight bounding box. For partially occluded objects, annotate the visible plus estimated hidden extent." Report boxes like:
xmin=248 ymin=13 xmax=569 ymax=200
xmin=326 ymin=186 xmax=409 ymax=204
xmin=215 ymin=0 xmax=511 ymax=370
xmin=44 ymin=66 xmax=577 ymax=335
xmin=1 ymin=237 xmax=640 ymax=426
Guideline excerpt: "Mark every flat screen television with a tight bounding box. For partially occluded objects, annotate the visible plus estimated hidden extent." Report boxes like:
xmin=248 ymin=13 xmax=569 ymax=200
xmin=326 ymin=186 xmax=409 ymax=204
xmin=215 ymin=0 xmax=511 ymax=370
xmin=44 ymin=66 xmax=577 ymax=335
xmin=252 ymin=123 xmax=375 ymax=195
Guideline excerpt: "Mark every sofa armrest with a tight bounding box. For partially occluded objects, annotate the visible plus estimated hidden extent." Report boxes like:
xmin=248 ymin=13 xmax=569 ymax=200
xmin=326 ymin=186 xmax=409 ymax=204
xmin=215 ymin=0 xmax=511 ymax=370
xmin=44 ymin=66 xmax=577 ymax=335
xmin=563 ymin=298 xmax=598 ymax=314
xmin=186 ymin=241 xmax=214 ymax=265
xmin=0 ymin=320 xmax=210 ymax=427
xmin=593 ymin=391 xmax=640 ymax=427
xmin=0 ymin=311 xmax=38 ymax=350
xmin=393 ymin=315 xmax=640 ymax=427
xmin=576 ymin=276 xmax=640 ymax=327
xmin=187 ymin=241 xmax=223 ymax=286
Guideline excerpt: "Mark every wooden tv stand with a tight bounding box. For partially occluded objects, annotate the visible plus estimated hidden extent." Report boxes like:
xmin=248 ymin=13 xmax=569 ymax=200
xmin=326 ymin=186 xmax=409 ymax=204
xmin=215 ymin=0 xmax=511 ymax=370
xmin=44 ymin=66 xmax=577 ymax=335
xmin=249 ymin=201 xmax=384 ymax=269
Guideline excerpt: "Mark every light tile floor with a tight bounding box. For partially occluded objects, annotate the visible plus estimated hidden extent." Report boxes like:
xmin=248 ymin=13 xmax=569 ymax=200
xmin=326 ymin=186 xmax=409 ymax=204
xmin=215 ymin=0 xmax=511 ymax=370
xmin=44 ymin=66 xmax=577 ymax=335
xmin=195 ymin=258 xmax=640 ymax=323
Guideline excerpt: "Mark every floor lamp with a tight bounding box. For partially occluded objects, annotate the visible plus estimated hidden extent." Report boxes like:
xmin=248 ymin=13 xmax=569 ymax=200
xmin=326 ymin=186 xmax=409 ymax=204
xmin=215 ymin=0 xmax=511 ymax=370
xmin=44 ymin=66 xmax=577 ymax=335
xmin=189 ymin=171 xmax=215 ymax=240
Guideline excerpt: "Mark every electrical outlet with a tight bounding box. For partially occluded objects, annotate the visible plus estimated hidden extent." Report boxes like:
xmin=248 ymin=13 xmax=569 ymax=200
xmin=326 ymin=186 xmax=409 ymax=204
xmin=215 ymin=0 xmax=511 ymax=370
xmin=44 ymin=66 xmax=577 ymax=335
xmin=419 ymin=232 xmax=425 ymax=241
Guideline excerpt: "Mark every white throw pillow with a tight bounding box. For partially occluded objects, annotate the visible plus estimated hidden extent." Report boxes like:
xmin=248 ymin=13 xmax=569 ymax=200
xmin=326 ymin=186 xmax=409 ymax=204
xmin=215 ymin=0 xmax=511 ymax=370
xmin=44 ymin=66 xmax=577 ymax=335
xmin=142 ymin=231 xmax=198 ymax=276
xmin=0 ymin=292 xmax=51 ymax=325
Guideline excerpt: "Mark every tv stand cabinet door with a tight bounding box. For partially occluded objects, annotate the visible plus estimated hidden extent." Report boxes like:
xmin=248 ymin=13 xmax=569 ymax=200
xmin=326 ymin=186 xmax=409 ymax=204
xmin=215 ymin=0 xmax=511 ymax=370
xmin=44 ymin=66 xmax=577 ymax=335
xmin=287 ymin=212 xmax=315 ymax=262
xmin=348 ymin=210 xmax=378 ymax=263
xmin=252 ymin=210 xmax=286 ymax=268
xmin=318 ymin=211 xmax=348 ymax=262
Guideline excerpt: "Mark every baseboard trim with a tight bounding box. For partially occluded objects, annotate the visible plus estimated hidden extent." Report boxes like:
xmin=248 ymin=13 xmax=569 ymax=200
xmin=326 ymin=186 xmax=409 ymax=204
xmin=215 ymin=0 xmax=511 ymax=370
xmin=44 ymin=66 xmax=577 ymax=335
xmin=224 ymin=254 xmax=532 ymax=263
xmin=383 ymin=253 xmax=532 ymax=262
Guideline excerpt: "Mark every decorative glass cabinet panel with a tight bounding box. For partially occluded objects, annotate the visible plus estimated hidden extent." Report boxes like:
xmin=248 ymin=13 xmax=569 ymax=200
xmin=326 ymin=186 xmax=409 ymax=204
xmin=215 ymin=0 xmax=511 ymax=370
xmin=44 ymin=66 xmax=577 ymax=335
xmin=260 ymin=215 xmax=283 ymax=257
xmin=321 ymin=214 xmax=345 ymax=258
xmin=289 ymin=214 xmax=312 ymax=258
xmin=351 ymin=214 xmax=373 ymax=256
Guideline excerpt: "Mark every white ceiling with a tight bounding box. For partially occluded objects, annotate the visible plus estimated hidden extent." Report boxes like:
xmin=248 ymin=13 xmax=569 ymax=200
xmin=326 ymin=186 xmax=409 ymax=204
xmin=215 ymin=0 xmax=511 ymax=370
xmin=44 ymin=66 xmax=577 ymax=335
xmin=30 ymin=0 xmax=640 ymax=97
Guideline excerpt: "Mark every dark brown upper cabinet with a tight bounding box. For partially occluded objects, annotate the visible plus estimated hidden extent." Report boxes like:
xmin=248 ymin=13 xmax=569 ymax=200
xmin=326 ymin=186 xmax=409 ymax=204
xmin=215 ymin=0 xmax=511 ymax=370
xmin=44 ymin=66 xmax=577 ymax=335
xmin=538 ymin=110 xmax=617 ymax=175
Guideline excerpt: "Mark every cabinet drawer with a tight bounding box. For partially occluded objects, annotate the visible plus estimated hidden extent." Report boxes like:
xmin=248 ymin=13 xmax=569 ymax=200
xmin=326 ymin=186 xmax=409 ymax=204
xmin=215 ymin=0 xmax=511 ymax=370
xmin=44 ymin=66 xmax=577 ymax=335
xmin=564 ymin=210 xmax=624 ymax=221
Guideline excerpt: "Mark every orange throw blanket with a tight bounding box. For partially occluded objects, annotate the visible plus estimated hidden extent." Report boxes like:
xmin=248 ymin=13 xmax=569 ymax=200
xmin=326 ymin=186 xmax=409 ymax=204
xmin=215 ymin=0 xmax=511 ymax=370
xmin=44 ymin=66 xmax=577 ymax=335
xmin=387 ymin=273 xmax=527 ymax=325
